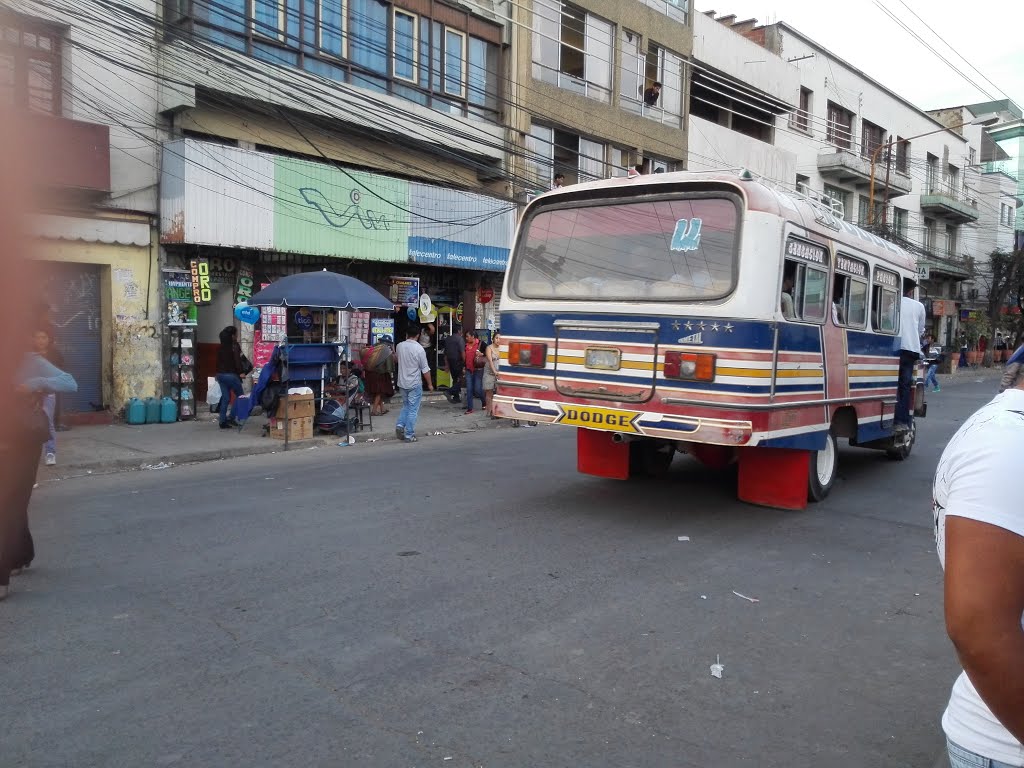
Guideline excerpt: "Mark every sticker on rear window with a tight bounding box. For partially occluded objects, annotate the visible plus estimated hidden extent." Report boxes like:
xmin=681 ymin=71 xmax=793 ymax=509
xmin=670 ymin=218 xmax=702 ymax=252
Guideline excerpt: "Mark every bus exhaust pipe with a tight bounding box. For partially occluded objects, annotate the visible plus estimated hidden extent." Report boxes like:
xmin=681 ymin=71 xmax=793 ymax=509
xmin=612 ymin=433 xmax=632 ymax=444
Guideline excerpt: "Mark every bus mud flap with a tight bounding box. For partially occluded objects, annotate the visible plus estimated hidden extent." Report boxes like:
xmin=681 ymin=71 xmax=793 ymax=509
xmin=577 ymin=428 xmax=630 ymax=480
xmin=737 ymin=447 xmax=809 ymax=511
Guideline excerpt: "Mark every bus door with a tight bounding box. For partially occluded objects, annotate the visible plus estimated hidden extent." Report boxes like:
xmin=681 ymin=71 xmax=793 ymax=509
xmin=829 ymin=253 xmax=872 ymax=402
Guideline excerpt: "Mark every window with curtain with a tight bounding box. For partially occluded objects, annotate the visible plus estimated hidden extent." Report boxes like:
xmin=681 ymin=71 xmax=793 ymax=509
xmin=393 ymin=9 xmax=417 ymax=81
xmin=349 ymin=0 xmax=388 ymax=73
xmin=319 ymin=0 xmax=344 ymax=57
xmin=444 ymin=29 xmax=466 ymax=96
xmin=578 ymin=138 xmax=605 ymax=180
xmin=527 ymin=124 xmax=554 ymax=187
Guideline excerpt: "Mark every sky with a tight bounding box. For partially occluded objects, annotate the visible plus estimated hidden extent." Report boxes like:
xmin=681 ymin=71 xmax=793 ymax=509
xmin=694 ymin=0 xmax=1024 ymax=111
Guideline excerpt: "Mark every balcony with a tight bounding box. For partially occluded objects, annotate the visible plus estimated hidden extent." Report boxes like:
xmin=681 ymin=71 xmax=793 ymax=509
xmin=920 ymin=186 xmax=980 ymax=223
xmin=21 ymin=114 xmax=110 ymax=197
xmin=816 ymin=149 xmax=912 ymax=197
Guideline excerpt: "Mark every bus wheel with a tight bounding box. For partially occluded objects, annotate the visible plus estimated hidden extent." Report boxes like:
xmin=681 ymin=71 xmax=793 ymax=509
xmin=808 ymin=432 xmax=838 ymax=502
xmin=629 ymin=440 xmax=675 ymax=477
xmin=886 ymin=420 xmax=915 ymax=461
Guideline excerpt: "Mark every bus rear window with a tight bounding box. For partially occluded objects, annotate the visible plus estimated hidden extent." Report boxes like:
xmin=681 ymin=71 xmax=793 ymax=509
xmin=512 ymin=196 xmax=740 ymax=301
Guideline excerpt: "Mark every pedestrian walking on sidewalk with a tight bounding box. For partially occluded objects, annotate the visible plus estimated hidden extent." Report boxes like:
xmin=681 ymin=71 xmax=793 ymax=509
xmin=443 ymin=326 xmax=465 ymax=403
xmin=216 ymin=326 xmax=245 ymax=429
xmin=32 ymin=329 xmax=62 ymax=466
xmin=362 ymin=336 xmax=396 ymax=416
xmin=463 ymin=330 xmax=484 ymax=414
xmin=933 ymin=346 xmax=1024 ymax=766
xmin=483 ymin=331 xmax=500 ymax=416
xmin=1 ymin=338 xmax=77 ymax=601
xmin=395 ymin=325 xmax=433 ymax=442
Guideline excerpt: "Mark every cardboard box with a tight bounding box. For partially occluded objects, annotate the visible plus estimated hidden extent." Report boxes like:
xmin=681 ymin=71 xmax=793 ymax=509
xmin=270 ymin=416 xmax=314 ymax=440
xmin=276 ymin=393 xmax=315 ymax=420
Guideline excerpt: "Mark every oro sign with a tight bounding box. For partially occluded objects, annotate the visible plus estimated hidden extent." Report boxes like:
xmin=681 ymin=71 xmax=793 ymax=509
xmin=190 ymin=258 xmax=213 ymax=305
xmin=478 ymin=287 xmax=494 ymax=304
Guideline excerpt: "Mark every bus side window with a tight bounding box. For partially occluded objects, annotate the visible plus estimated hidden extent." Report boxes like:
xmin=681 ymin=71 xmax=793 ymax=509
xmin=872 ymin=286 xmax=898 ymax=333
xmin=833 ymin=276 xmax=868 ymax=328
xmin=782 ymin=258 xmax=827 ymax=323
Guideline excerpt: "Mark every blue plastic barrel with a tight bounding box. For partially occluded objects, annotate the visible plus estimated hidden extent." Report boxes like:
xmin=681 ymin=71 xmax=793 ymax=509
xmin=126 ymin=398 xmax=146 ymax=425
xmin=160 ymin=397 xmax=178 ymax=424
xmin=144 ymin=397 xmax=161 ymax=424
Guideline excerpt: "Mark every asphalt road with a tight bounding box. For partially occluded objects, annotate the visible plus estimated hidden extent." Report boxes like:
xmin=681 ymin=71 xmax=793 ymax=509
xmin=0 ymin=378 xmax=1000 ymax=768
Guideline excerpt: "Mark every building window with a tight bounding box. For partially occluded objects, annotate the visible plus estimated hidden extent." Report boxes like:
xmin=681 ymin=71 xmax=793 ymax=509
xmin=945 ymin=164 xmax=959 ymax=197
xmin=532 ymin=0 xmax=612 ymax=103
xmin=861 ymin=119 xmax=885 ymax=159
xmin=895 ymin=137 xmax=909 ymax=173
xmin=319 ymin=0 xmax=345 ymax=58
xmin=826 ymin=101 xmax=854 ymax=149
xmin=789 ymin=87 xmax=812 ymax=133
xmin=1001 ymin=203 xmax=1015 ymax=227
xmin=946 ymin=224 xmax=958 ymax=259
xmin=689 ymin=70 xmax=774 ymax=142
xmin=527 ymin=123 xmax=554 ymax=187
xmin=795 ymin=174 xmax=810 ymax=193
xmin=969 ymin=147 xmax=977 ymax=167
xmin=823 ymin=184 xmax=849 ymax=220
xmin=619 ymin=29 xmax=643 ymax=114
xmin=0 ymin=12 xmax=62 ymax=115
xmin=182 ymin=0 xmax=501 ymax=122
xmin=893 ymin=207 xmax=908 ymax=238
xmin=641 ymin=41 xmax=683 ymax=127
xmin=393 ymin=9 xmax=417 ymax=82
xmin=611 ymin=146 xmax=633 ymax=177
xmin=857 ymin=196 xmax=885 ymax=227
xmin=639 ymin=0 xmax=688 ymax=23
xmin=443 ymin=29 xmax=466 ymax=96
xmin=926 ymin=154 xmax=939 ymax=191
xmin=924 ymin=217 xmax=937 ymax=252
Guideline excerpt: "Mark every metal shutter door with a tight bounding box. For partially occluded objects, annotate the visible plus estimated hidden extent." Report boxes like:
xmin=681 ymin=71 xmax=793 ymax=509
xmin=45 ymin=262 xmax=103 ymax=412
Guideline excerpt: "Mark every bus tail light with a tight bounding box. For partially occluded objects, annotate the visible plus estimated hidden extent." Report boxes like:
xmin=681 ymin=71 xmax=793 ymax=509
xmin=664 ymin=351 xmax=716 ymax=381
xmin=508 ymin=342 xmax=548 ymax=368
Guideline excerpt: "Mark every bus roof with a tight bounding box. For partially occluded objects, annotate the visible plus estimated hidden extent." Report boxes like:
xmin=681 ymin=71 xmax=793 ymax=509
xmin=532 ymin=170 xmax=917 ymax=274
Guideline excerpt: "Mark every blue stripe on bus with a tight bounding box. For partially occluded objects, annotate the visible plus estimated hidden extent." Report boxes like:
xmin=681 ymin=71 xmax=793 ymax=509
xmin=758 ymin=431 xmax=828 ymax=451
xmin=849 ymin=381 xmax=897 ymax=390
xmin=846 ymin=329 xmax=899 ymax=357
xmin=636 ymin=420 xmax=699 ymax=433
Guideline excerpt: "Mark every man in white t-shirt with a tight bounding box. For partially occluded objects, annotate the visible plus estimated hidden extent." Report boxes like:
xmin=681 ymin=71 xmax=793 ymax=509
xmin=395 ymin=325 xmax=434 ymax=443
xmin=933 ymin=344 xmax=1024 ymax=767
xmin=896 ymin=278 xmax=927 ymax=431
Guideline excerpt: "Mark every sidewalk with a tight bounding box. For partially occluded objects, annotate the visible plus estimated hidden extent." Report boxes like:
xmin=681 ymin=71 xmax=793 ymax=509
xmin=40 ymin=393 xmax=509 ymax=479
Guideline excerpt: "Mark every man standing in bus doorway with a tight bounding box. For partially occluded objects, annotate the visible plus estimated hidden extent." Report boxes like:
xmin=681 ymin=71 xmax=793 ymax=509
xmin=895 ymin=278 xmax=926 ymax=432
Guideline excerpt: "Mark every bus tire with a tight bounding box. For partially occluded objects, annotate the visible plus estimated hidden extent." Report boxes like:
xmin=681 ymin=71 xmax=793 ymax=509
xmin=629 ymin=440 xmax=675 ymax=478
xmin=808 ymin=431 xmax=838 ymax=502
xmin=886 ymin=420 xmax=915 ymax=461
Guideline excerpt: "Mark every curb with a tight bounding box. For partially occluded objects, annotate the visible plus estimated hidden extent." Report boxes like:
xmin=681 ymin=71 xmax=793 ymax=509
xmin=42 ymin=417 xmax=509 ymax=480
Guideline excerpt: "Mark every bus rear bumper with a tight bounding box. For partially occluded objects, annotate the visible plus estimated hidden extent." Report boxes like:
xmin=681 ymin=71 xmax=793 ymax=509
xmin=492 ymin=395 xmax=755 ymax=447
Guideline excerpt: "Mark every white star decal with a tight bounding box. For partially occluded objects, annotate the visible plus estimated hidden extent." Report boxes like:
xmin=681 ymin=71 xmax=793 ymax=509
xmin=671 ymin=320 xmax=681 ymax=331
xmin=723 ymin=323 xmax=734 ymax=333
xmin=698 ymin=321 xmax=706 ymax=331
xmin=710 ymin=322 xmax=720 ymax=332
xmin=684 ymin=321 xmax=693 ymax=331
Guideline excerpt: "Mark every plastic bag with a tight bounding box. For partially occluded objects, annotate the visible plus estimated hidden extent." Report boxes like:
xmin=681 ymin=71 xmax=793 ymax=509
xmin=207 ymin=377 xmax=221 ymax=407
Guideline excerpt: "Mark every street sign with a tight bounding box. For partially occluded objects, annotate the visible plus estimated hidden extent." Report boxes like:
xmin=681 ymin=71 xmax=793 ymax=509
xmin=917 ymin=263 xmax=930 ymax=280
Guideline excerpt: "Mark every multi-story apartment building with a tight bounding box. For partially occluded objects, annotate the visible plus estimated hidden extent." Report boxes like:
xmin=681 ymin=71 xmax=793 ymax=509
xmin=7 ymin=0 xmax=523 ymax=413
xmin=2 ymin=2 xmax=163 ymax=416
xmin=510 ymin=0 xmax=693 ymax=191
xmin=713 ymin=15 xmax=995 ymax=348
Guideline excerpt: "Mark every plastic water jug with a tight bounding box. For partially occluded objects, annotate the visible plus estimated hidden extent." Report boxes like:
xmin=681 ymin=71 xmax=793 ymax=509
xmin=160 ymin=397 xmax=178 ymax=424
xmin=144 ymin=397 xmax=161 ymax=424
xmin=126 ymin=398 xmax=146 ymax=425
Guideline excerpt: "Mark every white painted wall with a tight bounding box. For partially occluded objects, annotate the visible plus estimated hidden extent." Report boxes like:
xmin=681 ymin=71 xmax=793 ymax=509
xmin=688 ymin=116 xmax=796 ymax=184
xmin=691 ymin=12 xmax=800 ymax=105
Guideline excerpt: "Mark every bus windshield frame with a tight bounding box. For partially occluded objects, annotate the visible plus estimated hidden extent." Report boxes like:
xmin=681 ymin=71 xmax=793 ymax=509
xmin=509 ymin=190 xmax=744 ymax=303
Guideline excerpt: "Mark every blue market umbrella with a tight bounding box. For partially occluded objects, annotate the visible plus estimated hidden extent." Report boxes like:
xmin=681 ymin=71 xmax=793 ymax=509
xmin=248 ymin=269 xmax=393 ymax=311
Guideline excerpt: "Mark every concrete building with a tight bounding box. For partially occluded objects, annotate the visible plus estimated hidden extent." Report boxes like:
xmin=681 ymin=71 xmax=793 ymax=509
xmin=9 ymin=0 xmax=524 ymax=413
xmin=687 ymin=11 xmax=798 ymax=183
xmin=3 ymin=2 xmax=164 ymax=418
xmin=715 ymin=16 xmax=997 ymax=349
xmin=510 ymin=0 xmax=693 ymax=192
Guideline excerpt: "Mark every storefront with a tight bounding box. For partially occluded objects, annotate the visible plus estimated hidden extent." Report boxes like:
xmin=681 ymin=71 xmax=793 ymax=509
xmin=34 ymin=213 xmax=161 ymax=417
xmin=160 ymin=139 xmax=514 ymax=398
